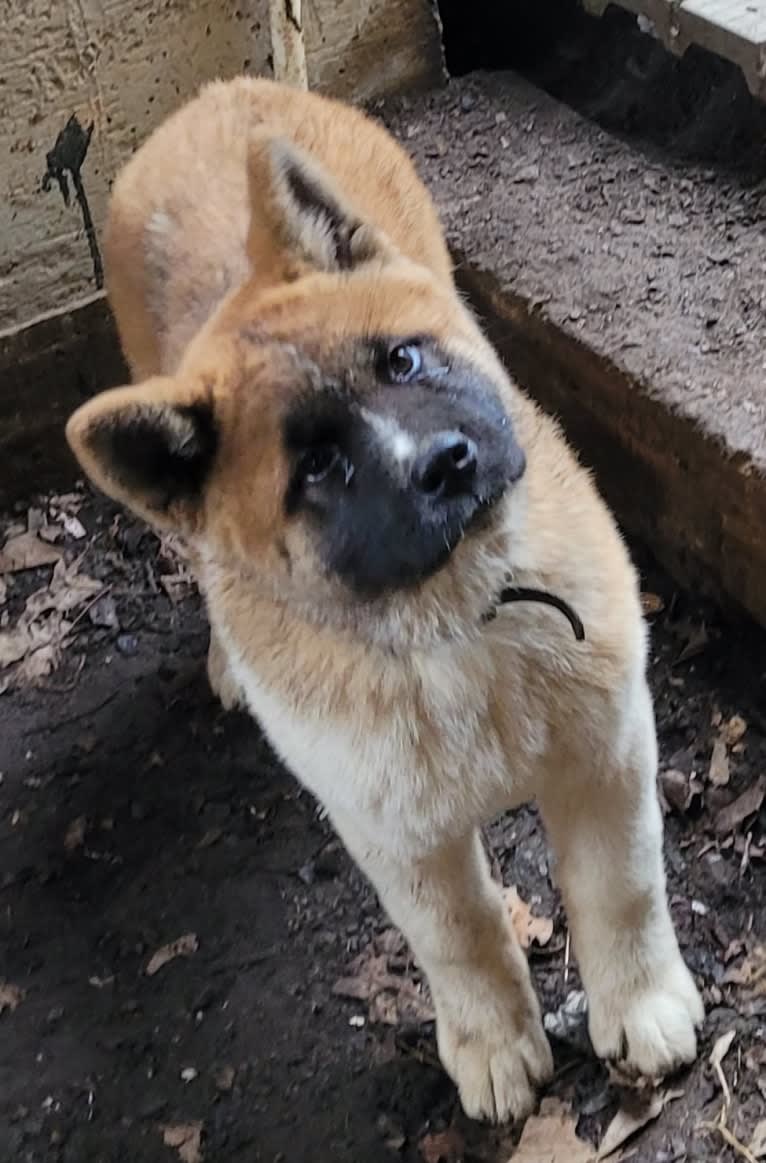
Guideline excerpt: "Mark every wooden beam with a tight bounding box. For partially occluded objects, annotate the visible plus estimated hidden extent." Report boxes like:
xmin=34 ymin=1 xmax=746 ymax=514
xmin=269 ymin=0 xmax=309 ymax=89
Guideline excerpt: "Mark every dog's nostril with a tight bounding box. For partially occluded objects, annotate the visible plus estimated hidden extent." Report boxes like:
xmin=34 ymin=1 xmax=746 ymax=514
xmin=450 ymin=440 xmax=472 ymax=468
xmin=412 ymin=431 xmax=478 ymax=498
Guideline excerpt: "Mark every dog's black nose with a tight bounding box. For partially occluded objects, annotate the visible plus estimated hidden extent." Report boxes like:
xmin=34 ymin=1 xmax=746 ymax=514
xmin=412 ymin=431 xmax=478 ymax=498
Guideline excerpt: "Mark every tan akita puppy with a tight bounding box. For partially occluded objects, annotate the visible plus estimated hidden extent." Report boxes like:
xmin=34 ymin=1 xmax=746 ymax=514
xmin=66 ymin=77 xmax=702 ymax=1123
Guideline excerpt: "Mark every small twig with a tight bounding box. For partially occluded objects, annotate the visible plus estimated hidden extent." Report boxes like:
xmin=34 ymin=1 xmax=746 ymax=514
xmin=66 ymin=584 xmax=112 ymax=635
xmin=712 ymin=1053 xmax=732 ymax=1112
xmin=22 ymin=689 xmax=118 ymax=734
xmin=702 ymin=1113 xmax=758 ymax=1163
xmin=563 ymin=928 xmax=571 ymax=986
xmin=739 ymin=831 xmax=752 ymax=877
xmin=44 ymin=653 xmax=86 ymax=693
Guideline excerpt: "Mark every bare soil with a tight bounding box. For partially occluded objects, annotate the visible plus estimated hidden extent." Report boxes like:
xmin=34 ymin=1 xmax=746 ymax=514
xmin=377 ymin=74 xmax=766 ymax=471
xmin=0 ymin=486 xmax=764 ymax=1163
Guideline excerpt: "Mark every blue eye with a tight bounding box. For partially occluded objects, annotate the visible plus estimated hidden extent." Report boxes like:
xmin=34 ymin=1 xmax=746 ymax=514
xmin=387 ymin=342 xmax=422 ymax=383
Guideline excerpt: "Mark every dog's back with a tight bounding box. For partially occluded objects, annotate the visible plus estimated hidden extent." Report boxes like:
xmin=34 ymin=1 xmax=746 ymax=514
xmin=105 ymin=78 xmax=452 ymax=381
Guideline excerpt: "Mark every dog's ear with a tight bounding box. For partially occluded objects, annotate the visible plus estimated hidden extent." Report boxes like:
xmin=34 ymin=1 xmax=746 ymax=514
xmin=247 ymin=133 xmax=393 ymax=278
xmin=66 ymin=378 xmax=217 ymax=530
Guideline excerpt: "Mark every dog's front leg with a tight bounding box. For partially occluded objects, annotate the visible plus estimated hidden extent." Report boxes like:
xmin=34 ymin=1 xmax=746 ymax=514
xmin=539 ymin=680 xmax=703 ymax=1079
xmin=330 ymin=815 xmax=553 ymax=1123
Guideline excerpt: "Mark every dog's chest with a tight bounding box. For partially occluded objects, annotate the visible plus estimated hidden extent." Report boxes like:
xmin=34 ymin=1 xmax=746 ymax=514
xmin=226 ymin=636 xmax=545 ymax=832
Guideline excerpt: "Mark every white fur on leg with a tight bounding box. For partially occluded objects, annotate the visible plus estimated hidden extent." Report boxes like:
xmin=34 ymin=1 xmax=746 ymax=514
xmin=331 ymin=821 xmax=553 ymax=1123
xmin=540 ymin=676 xmax=703 ymax=1081
xmin=207 ymin=628 xmax=246 ymax=710
xmin=435 ymin=970 xmax=553 ymax=1122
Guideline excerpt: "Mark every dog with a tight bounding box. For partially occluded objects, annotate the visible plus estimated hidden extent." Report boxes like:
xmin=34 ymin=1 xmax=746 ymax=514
xmin=66 ymin=76 xmax=703 ymax=1123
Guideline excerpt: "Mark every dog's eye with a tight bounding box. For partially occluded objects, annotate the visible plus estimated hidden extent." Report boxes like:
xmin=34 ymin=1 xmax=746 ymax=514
xmin=387 ymin=342 xmax=422 ymax=383
xmin=299 ymin=444 xmax=340 ymax=485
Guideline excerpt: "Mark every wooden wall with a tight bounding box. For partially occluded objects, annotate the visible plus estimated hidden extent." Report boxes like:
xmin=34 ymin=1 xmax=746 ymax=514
xmin=0 ymin=0 xmax=444 ymax=338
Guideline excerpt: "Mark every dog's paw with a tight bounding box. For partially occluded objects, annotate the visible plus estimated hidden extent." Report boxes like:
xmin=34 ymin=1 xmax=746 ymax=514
xmin=438 ymin=1008 xmax=553 ymax=1123
xmin=589 ymin=959 xmax=703 ymax=1079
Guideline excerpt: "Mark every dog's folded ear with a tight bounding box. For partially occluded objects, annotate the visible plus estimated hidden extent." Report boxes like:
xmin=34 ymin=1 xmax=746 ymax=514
xmin=248 ymin=132 xmax=392 ymax=278
xmin=66 ymin=379 xmax=217 ymax=529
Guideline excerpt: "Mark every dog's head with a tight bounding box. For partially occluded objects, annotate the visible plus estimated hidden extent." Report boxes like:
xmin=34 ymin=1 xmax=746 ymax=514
xmin=67 ymin=138 xmax=528 ymax=649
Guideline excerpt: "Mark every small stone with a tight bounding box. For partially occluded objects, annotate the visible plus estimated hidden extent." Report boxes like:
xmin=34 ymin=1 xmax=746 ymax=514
xmin=460 ymin=92 xmax=476 ymax=112
xmin=116 ymin=633 xmax=139 ymax=656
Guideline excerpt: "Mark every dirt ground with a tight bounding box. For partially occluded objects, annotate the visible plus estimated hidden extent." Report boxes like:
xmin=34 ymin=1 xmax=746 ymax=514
xmin=378 ymin=74 xmax=766 ymax=469
xmin=0 ymin=485 xmax=764 ymax=1163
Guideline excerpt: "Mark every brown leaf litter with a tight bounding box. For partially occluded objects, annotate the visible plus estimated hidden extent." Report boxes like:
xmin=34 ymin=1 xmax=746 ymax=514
xmin=722 ymin=943 xmax=765 ymax=995
xmin=0 ymin=531 xmax=62 ymax=574
xmin=708 ymin=737 xmax=730 ymax=787
xmin=598 ymin=1088 xmax=684 ymax=1158
xmin=0 ymin=982 xmax=25 ymax=1015
xmin=659 ymin=767 xmax=703 ymax=815
xmin=640 ymin=591 xmax=665 ymax=616
xmin=509 ymin=1097 xmax=598 ymax=1162
xmin=333 ymin=929 xmax=434 ymax=1026
xmin=701 ymin=1029 xmax=764 ymax=1163
xmin=504 ymin=886 xmax=554 ymax=950
xmin=418 ymin=1126 xmax=464 ymax=1162
xmin=158 ymin=534 xmax=195 ymax=602
xmin=749 ymin=1120 xmax=766 ymax=1159
xmin=145 ymin=933 xmax=199 ymax=977
xmin=161 ymin=1121 xmax=203 ymax=1163
xmin=0 ymin=556 xmax=102 ymax=692
xmin=713 ymin=777 xmax=766 ymax=836
xmin=708 ymin=713 xmax=749 ymax=788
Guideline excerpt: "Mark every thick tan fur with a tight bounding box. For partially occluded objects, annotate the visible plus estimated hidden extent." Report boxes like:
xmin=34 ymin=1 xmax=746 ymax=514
xmin=67 ymin=77 xmax=702 ymax=1123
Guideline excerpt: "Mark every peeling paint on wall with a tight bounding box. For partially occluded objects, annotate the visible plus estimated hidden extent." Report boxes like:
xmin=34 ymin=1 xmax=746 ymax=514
xmin=42 ymin=114 xmax=103 ymax=289
xmin=0 ymin=0 xmax=272 ymax=331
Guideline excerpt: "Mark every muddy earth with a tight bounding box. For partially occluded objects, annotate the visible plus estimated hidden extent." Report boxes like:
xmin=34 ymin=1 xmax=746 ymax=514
xmin=0 ymin=484 xmax=763 ymax=1163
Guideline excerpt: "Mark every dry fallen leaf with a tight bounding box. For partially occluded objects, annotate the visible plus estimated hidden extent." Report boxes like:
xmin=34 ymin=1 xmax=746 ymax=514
xmin=660 ymin=768 xmax=702 ymax=814
xmin=0 ymin=531 xmax=62 ymax=574
xmin=722 ymin=945 xmax=766 ymax=995
xmin=333 ymin=941 xmax=434 ymax=1026
xmin=598 ymin=1089 xmax=683 ymax=1158
xmin=640 ymin=592 xmax=665 ymax=616
xmin=0 ymin=558 xmax=102 ymax=691
xmin=64 ymin=816 xmax=86 ymax=852
xmin=161 ymin=1122 xmax=203 ymax=1163
xmin=714 ymin=777 xmax=766 ymax=836
xmin=722 ymin=715 xmax=747 ymax=747
xmin=0 ymin=982 xmax=24 ymax=1014
xmin=418 ymin=1126 xmax=465 ymax=1162
xmin=676 ymin=622 xmax=708 ymax=663
xmin=505 ymin=886 xmax=554 ymax=950
xmin=146 ymin=933 xmax=199 ymax=977
xmin=750 ymin=1119 xmax=766 ymax=1159
xmin=708 ymin=737 xmax=730 ymax=787
xmin=160 ymin=572 xmax=194 ymax=602
xmin=510 ymin=1097 xmax=596 ymax=1162
xmin=51 ymin=491 xmax=84 ymax=513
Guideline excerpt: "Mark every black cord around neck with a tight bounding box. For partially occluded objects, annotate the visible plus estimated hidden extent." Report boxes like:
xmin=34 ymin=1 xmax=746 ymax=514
xmin=487 ymin=586 xmax=585 ymax=641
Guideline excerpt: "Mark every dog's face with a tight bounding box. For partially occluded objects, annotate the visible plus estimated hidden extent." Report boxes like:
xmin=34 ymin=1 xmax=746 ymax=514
xmin=68 ymin=140 xmax=527 ymax=649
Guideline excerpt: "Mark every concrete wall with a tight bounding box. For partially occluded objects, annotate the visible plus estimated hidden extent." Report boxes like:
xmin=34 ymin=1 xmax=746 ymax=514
xmin=1 ymin=0 xmax=443 ymax=336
